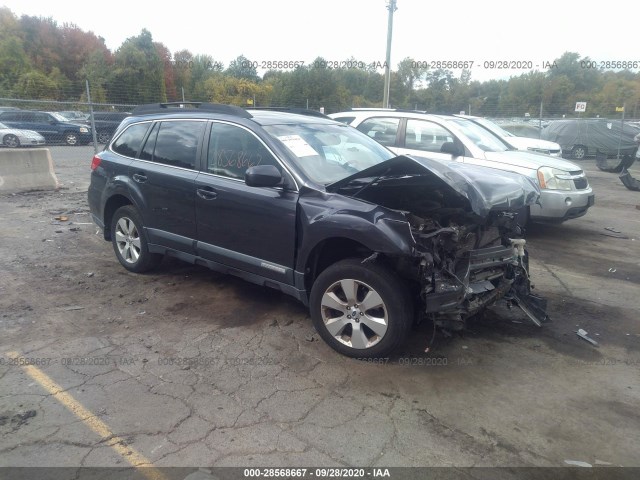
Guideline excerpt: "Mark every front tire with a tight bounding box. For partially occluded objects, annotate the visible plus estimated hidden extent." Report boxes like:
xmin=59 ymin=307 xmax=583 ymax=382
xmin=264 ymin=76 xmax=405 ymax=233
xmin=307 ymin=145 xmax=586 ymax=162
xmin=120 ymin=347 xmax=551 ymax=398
xmin=309 ymin=258 xmax=412 ymax=358
xmin=64 ymin=132 xmax=79 ymax=146
xmin=3 ymin=134 xmax=20 ymax=148
xmin=110 ymin=205 xmax=162 ymax=273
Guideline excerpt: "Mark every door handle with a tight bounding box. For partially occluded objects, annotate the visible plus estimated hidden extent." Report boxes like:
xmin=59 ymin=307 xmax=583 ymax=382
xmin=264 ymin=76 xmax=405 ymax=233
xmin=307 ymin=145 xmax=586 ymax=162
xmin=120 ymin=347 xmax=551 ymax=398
xmin=196 ymin=187 xmax=218 ymax=200
xmin=132 ymin=173 xmax=147 ymax=183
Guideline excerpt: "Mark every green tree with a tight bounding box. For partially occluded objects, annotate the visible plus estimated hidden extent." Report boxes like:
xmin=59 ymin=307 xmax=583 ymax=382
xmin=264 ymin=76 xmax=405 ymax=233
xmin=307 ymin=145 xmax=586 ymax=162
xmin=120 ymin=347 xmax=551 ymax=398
xmin=108 ymin=29 xmax=166 ymax=104
xmin=225 ymin=55 xmax=259 ymax=81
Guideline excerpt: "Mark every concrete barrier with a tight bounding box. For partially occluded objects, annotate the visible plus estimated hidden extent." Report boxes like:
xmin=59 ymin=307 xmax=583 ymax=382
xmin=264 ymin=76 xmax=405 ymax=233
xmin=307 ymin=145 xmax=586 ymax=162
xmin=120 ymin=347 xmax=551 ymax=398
xmin=0 ymin=148 xmax=59 ymax=193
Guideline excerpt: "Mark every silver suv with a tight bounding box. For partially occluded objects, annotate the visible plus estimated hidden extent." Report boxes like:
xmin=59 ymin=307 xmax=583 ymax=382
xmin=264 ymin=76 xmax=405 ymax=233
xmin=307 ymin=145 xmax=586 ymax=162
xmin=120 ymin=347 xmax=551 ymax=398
xmin=330 ymin=110 xmax=594 ymax=223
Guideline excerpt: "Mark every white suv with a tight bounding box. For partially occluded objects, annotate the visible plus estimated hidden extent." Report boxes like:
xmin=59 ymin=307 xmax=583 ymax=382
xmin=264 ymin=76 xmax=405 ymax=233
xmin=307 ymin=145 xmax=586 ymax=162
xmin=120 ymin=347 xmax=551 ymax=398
xmin=330 ymin=110 xmax=594 ymax=224
xmin=455 ymin=115 xmax=562 ymax=157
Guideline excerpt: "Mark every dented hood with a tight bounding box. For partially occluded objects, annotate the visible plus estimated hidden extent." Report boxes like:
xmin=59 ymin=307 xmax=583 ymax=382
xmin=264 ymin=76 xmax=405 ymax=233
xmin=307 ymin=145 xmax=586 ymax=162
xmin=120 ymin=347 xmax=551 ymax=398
xmin=327 ymin=155 xmax=540 ymax=217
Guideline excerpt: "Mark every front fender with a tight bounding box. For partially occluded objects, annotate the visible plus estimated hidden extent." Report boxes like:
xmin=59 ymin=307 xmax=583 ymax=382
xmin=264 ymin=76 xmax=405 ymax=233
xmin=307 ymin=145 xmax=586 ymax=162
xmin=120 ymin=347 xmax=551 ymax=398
xmin=295 ymin=194 xmax=415 ymax=272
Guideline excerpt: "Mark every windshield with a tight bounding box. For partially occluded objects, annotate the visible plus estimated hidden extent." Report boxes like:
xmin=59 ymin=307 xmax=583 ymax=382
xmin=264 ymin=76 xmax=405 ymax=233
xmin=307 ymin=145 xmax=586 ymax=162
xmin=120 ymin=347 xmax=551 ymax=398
xmin=472 ymin=117 xmax=515 ymax=138
xmin=50 ymin=112 xmax=68 ymax=122
xmin=448 ymin=118 xmax=512 ymax=152
xmin=263 ymin=123 xmax=395 ymax=184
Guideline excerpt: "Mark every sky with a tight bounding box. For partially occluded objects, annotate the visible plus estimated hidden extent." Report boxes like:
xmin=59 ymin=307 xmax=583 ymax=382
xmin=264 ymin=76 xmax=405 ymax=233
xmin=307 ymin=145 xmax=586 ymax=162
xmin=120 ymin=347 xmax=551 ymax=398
xmin=1 ymin=0 xmax=636 ymax=82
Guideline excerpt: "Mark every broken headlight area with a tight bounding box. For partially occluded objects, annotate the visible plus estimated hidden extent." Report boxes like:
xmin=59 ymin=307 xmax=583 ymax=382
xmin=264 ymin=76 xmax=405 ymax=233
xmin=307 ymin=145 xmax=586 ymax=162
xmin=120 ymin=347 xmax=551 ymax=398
xmin=408 ymin=210 xmax=549 ymax=331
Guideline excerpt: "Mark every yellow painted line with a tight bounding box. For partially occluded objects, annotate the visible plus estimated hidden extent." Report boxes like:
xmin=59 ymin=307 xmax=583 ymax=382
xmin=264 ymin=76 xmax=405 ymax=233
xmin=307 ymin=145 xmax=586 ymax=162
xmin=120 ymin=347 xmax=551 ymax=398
xmin=7 ymin=351 xmax=168 ymax=480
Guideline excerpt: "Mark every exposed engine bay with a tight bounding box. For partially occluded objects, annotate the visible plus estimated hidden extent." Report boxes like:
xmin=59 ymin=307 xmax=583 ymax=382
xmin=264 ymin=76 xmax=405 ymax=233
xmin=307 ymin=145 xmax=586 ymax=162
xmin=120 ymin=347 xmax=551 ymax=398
xmin=330 ymin=155 xmax=550 ymax=333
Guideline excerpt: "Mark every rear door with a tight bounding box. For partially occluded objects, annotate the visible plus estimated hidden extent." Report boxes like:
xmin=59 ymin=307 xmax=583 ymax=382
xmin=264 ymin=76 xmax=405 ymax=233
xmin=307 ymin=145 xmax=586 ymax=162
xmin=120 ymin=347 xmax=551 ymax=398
xmin=194 ymin=121 xmax=298 ymax=283
xmin=127 ymin=119 xmax=206 ymax=252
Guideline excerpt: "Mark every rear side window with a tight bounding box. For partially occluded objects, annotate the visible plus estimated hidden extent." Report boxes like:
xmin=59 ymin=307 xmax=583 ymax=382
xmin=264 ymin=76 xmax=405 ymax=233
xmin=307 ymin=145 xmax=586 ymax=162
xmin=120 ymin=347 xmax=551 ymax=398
xmin=140 ymin=120 xmax=205 ymax=170
xmin=111 ymin=123 xmax=150 ymax=158
xmin=356 ymin=117 xmax=400 ymax=147
xmin=0 ymin=112 xmax=19 ymax=122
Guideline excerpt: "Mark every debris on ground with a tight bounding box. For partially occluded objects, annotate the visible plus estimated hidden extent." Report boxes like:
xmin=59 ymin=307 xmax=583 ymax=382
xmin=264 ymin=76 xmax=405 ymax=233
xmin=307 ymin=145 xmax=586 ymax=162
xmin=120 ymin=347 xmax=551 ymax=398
xmin=576 ymin=328 xmax=599 ymax=347
xmin=608 ymin=268 xmax=617 ymax=273
xmin=601 ymin=232 xmax=630 ymax=239
xmin=62 ymin=305 xmax=85 ymax=311
xmin=54 ymin=215 xmax=68 ymax=221
xmin=564 ymin=460 xmax=592 ymax=467
xmin=604 ymin=227 xmax=621 ymax=233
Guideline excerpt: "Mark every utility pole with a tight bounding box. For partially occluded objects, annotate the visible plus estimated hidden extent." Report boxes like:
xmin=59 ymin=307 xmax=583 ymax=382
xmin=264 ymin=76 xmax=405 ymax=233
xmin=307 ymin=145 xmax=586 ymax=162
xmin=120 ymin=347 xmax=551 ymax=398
xmin=382 ymin=0 xmax=397 ymax=109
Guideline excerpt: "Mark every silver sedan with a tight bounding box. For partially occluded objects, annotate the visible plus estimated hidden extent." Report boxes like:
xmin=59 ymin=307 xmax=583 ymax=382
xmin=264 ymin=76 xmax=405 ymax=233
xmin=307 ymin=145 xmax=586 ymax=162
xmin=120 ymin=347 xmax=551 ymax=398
xmin=0 ymin=122 xmax=46 ymax=148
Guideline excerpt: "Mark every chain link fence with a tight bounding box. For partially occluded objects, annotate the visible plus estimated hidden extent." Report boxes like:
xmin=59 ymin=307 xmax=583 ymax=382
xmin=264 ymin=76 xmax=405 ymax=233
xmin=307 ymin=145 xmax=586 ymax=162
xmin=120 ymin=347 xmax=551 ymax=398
xmin=1 ymin=81 xmax=638 ymax=153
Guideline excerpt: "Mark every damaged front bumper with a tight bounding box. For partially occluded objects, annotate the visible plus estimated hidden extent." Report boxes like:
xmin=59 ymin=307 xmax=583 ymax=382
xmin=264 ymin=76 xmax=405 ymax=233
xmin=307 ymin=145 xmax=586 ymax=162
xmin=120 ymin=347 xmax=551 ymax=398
xmin=420 ymin=237 xmax=549 ymax=329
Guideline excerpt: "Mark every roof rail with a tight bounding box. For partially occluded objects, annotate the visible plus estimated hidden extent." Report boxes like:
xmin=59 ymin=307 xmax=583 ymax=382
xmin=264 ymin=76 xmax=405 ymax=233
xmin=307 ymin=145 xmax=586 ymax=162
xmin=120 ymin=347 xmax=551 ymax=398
xmin=132 ymin=102 xmax=252 ymax=118
xmin=249 ymin=107 xmax=330 ymax=119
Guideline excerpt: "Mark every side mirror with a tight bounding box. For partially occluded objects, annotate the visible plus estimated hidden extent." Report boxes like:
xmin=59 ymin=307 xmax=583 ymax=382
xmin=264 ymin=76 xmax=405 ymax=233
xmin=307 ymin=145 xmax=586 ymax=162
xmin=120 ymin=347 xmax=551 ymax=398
xmin=440 ymin=141 xmax=463 ymax=157
xmin=245 ymin=165 xmax=282 ymax=188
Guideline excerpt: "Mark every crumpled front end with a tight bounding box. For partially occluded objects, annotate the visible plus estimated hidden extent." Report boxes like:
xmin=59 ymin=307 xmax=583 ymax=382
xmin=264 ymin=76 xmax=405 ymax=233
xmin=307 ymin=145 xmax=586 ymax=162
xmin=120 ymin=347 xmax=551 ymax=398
xmin=327 ymin=154 xmax=550 ymax=331
xmin=408 ymin=210 xmax=549 ymax=330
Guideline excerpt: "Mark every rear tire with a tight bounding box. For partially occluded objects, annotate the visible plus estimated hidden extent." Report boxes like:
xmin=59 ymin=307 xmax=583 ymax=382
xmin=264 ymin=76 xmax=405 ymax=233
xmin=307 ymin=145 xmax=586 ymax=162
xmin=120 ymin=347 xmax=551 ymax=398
xmin=571 ymin=145 xmax=587 ymax=160
xmin=309 ymin=258 xmax=412 ymax=358
xmin=97 ymin=131 xmax=111 ymax=144
xmin=110 ymin=205 xmax=162 ymax=273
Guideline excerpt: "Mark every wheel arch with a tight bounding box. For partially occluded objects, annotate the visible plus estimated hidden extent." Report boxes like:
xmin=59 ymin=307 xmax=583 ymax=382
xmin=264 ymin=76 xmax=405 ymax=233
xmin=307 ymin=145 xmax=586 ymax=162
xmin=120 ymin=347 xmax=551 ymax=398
xmin=300 ymin=236 xmax=416 ymax=298
xmin=103 ymin=194 xmax=134 ymax=241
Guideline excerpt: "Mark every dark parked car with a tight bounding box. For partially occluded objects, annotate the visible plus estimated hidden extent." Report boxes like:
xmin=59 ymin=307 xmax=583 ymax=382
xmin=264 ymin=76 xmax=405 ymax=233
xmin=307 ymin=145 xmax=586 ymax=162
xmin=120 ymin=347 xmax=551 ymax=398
xmin=0 ymin=110 xmax=92 ymax=146
xmin=91 ymin=111 xmax=130 ymax=144
xmin=542 ymin=118 xmax=639 ymax=159
xmin=88 ymin=103 xmax=547 ymax=357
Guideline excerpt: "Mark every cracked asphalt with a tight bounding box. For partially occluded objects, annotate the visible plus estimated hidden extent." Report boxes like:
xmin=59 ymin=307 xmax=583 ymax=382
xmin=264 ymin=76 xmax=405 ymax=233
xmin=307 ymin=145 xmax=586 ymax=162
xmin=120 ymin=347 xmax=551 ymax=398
xmin=1 ymin=147 xmax=639 ymax=469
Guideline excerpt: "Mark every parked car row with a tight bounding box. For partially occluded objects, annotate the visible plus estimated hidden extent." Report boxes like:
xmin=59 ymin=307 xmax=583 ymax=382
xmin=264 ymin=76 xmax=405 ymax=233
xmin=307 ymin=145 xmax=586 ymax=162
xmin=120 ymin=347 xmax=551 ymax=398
xmin=0 ymin=109 xmax=130 ymax=147
xmin=329 ymin=109 xmax=594 ymax=224
xmin=89 ymin=103 xmax=550 ymax=358
xmin=0 ymin=110 xmax=92 ymax=146
xmin=0 ymin=122 xmax=46 ymax=148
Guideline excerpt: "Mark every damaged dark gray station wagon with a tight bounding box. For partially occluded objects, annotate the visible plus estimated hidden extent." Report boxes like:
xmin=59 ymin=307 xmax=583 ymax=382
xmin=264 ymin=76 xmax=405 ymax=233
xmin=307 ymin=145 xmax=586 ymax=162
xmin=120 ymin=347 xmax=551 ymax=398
xmin=89 ymin=103 xmax=549 ymax=358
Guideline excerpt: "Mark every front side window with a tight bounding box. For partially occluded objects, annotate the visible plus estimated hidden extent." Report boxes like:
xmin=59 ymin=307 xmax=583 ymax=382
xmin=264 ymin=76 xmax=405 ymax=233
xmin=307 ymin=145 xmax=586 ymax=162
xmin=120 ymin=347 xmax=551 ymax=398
xmin=206 ymin=123 xmax=279 ymax=180
xmin=355 ymin=117 xmax=400 ymax=147
xmin=111 ymin=123 xmax=151 ymax=158
xmin=405 ymin=119 xmax=454 ymax=153
xmin=141 ymin=121 xmax=205 ymax=169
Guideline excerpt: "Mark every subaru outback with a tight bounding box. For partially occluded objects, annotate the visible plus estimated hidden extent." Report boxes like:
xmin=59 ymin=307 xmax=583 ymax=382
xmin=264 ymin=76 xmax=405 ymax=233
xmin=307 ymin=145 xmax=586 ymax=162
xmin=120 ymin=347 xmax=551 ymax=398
xmin=88 ymin=103 xmax=548 ymax=357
